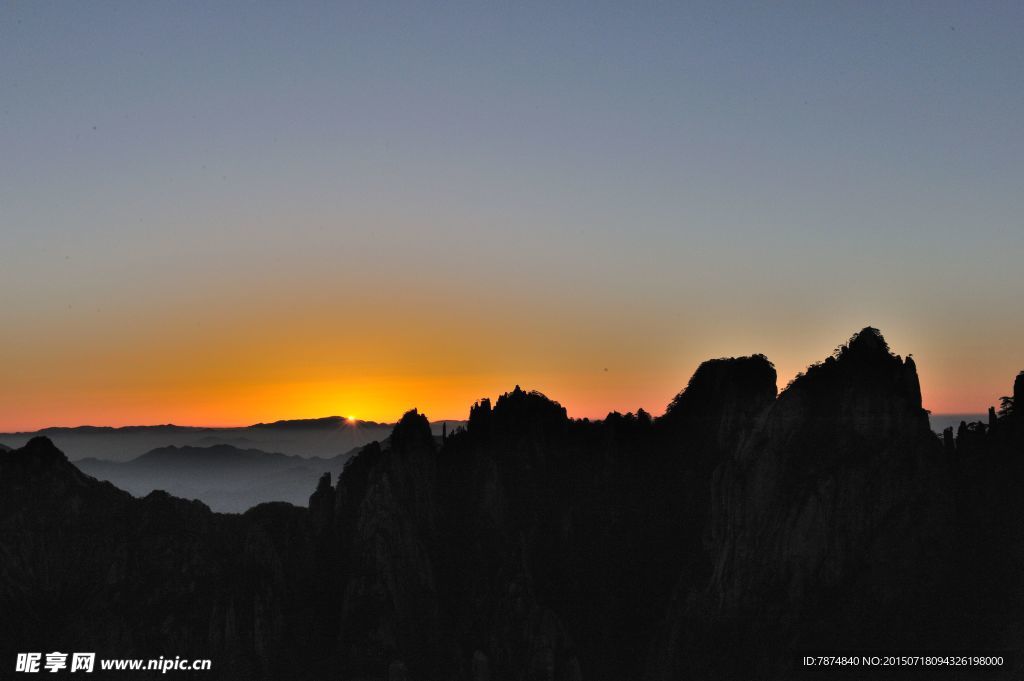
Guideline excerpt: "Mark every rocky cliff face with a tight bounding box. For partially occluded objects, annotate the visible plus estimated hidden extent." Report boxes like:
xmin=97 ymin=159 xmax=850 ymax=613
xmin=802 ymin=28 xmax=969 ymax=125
xmin=2 ymin=330 xmax=1022 ymax=681
xmin=330 ymin=410 xmax=450 ymax=679
xmin=660 ymin=354 xmax=778 ymax=462
xmin=649 ymin=329 xmax=1024 ymax=680
xmin=707 ymin=328 xmax=940 ymax=614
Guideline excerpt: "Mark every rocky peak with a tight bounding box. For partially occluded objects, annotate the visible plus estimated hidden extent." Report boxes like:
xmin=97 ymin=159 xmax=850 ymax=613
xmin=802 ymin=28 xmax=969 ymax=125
xmin=669 ymin=328 xmax=946 ymax=675
xmin=491 ymin=386 xmax=568 ymax=432
xmin=17 ymin=436 xmax=69 ymax=464
xmin=464 ymin=388 xmax=572 ymax=444
xmin=663 ymin=355 xmax=777 ymax=421
xmin=467 ymin=398 xmax=493 ymax=434
xmin=660 ymin=354 xmax=777 ymax=459
xmin=0 ymin=437 xmax=78 ymax=482
xmin=776 ymin=327 xmax=927 ymax=440
xmin=841 ymin=325 xmax=890 ymax=357
xmin=389 ymin=409 xmax=434 ymax=455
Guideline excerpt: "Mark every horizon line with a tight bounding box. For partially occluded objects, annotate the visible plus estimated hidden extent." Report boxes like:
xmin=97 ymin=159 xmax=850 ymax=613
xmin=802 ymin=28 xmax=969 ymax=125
xmin=0 ymin=410 xmax=992 ymax=435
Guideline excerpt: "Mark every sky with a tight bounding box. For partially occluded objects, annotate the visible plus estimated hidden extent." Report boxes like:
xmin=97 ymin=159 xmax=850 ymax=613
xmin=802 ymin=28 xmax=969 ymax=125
xmin=1 ymin=1 xmax=1022 ymax=430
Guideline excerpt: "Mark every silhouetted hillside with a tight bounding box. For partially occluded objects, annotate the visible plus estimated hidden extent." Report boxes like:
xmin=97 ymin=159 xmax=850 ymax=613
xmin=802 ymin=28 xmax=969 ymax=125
xmin=1 ymin=329 xmax=1021 ymax=680
xmin=251 ymin=416 xmax=383 ymax=430
xmin=0 ymin=437 xmax=331 ymax=680
xmin=0 ymin=419 xmax=461 ymax=462
xmin=650 ymin=327 xmax=954 ymax=679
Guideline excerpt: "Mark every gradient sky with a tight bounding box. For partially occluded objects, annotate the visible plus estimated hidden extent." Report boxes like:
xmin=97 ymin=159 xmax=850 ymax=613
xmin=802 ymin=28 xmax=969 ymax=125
xmin=2 ymin=1 xmax=1023 ymax=430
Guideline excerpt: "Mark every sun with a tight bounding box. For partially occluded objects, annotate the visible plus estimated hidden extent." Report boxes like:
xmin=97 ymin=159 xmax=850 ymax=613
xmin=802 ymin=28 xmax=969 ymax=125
xmin=346 ymin=415 xmax=356 ymax=424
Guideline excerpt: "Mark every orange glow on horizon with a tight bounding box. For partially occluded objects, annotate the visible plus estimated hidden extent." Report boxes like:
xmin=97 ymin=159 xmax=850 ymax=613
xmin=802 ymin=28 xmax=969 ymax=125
xmin=0 ymin=361 xmax=1010 ymax=433
xmin=0 ymin=299 xmax=1016 ymax=433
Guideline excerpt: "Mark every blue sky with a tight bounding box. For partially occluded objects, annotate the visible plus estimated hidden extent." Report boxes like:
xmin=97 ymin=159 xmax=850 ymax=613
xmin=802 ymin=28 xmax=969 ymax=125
xmin=1 ymin=1 xmax=1022 ymax=427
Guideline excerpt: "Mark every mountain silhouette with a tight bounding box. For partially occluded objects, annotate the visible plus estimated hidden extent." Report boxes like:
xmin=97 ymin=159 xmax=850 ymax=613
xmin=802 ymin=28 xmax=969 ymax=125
xmin=1 ymin=328 xmax=1021 ymax=680
xmin=75 ymin=444 xmax=360 ymax=513
xmin=250 ymin=416 xmax=384 ymax=430
xmin=0 ymin=418 xmax=460 ymax=462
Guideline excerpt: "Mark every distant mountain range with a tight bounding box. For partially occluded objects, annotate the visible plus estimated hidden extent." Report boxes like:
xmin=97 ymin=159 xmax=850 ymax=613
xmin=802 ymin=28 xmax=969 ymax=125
xmin=929 ymin=412 xmax=987 ymax=433
xmin=75 ymin=444 xmax=361 ymax=513
xmin=0 ymin=417 xmax=464 ymax=462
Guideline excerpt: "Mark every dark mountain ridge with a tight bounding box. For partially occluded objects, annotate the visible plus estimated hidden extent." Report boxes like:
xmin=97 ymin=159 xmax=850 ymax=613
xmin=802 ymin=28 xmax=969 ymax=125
xmin=101 ymin=443 xmax=330 ymax=467
xmin=1 ymin=328 xmax=1021 ymax=680
xmin=75 ymin=444 xmax=359 ymax=513
xmin=250 ymin=416 xmax=387 ymax=430
xmin=0 ymin=419 xmax=462 ymax=462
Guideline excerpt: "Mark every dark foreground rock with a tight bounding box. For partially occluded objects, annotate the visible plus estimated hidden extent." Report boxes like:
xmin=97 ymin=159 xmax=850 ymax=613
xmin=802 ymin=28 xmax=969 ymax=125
xmin=1 ymin=329 xmax=1022 ymax=680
